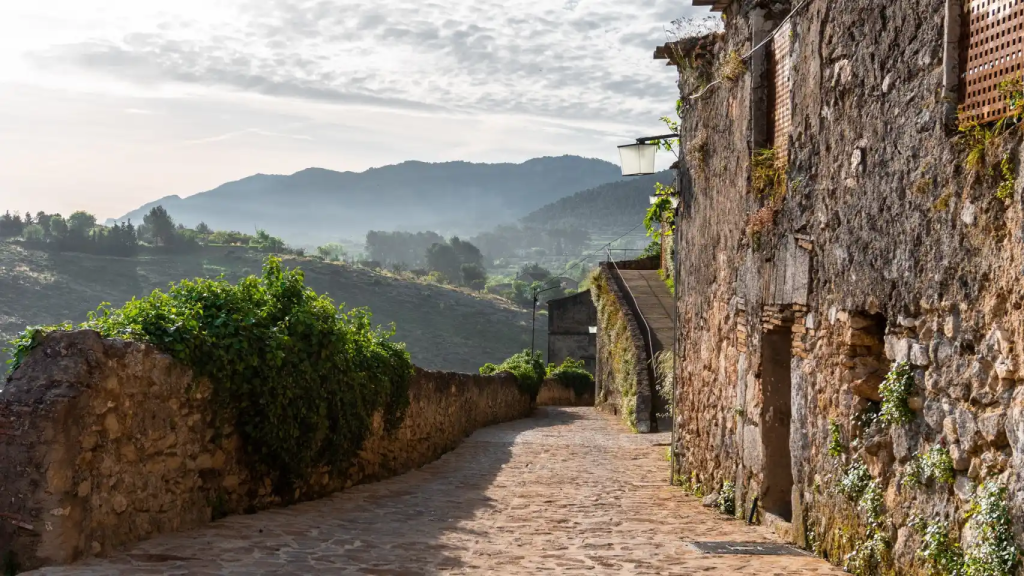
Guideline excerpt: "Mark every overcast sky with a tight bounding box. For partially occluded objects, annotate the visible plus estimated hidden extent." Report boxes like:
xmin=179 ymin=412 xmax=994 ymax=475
xmin=0 ymin=0 xmax=708 ymax=219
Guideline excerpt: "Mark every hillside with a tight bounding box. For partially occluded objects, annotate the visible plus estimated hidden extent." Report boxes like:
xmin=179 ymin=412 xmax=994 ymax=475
xmin=0 ymin=243 xmax=546 ymax=374
xmin=111 ymin=156 xmax=624 ymax=246
xmin=521 ymin=171 xmax=674 ymax=233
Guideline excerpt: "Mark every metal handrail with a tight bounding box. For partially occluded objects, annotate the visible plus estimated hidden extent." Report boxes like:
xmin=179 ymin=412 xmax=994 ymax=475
xmin=604 ymin=248 xmax=659 ymax=395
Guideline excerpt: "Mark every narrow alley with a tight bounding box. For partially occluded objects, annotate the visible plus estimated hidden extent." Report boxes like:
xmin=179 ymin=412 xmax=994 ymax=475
xmin=28 ymin=408 xmax=841 ymax=575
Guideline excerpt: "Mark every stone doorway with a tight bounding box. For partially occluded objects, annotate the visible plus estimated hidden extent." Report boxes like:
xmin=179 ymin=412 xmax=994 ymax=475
xmin=760 ymin=327 xmax=794 ymax=522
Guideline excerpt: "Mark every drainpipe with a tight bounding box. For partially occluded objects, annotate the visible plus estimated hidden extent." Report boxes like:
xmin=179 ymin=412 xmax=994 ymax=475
xmin=669 ymin=148 xmax=682 ymax=485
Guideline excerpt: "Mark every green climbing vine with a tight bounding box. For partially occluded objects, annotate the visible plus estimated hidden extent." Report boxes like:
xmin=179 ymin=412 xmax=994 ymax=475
xmin=827 ymin=419 xmax=844 ymax=457
xmin=903 ymin=445 xmax=955 ymax=488
xmin=717 ymin=481 xmax=736 ymax=516
xmin=5 ymin=258 xmax=414 ymax=494
xmin=879 ymin=361 xmax=915 ymax=426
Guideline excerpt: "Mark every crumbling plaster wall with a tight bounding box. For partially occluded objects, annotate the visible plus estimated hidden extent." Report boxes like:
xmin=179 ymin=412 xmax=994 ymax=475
xmin=673 ymin=0 xmax=1024 ymax=571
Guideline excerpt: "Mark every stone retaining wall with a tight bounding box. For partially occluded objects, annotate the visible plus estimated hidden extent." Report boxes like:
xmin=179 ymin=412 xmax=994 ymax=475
xmin=592 ymin=263 xmax=653 ymax=432
xmin=536 ymin=378 xmax=594 ymax=407
xmin=0 ymin=330 xmax=531 ymax=571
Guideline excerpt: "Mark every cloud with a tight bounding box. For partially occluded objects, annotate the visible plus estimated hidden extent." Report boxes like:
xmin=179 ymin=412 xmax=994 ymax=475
xmin=184 ymin=128 xmax=314 ymax=144
xmin=24 ymin=0 xmax=713 ymax=126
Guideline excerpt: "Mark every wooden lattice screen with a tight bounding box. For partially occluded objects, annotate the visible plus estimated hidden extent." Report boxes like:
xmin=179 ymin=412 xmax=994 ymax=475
xmin=770 ymin=21 xmax=792 ymax=164
xmin=962 ymin=0 xmax=1024 ymax=123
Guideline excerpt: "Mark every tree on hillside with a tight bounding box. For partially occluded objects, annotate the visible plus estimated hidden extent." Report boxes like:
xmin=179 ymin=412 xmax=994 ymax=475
xmin=250 ymin=229 xmax=286 ymax=253
xmin=23 ymin=211 xmax=33 ymax=226
xmin=316 ymin=243 xmax=347 ymax=262
xmin=67 ymin=211 xmax=97 ymax=235
xmin=0 ymin=211 xmax=24 ymax=238
xmin=195 ymin=221 xmax=212 ymax=235
xmin=35 ymin=211 xmax=51 ymax=237
xmin=461 ymin=263 xmax=487 ymax=290
xmin=450 ymin=236 xmax=483 ymax=268
xmin=144 ymin=206 xmax=176 ymax=246
xmin=22 ymin=224 xmax=44 ymax=242
xmin=426 ymin=242 xmax=462 ymax=281
xmin=49 ymin=214 xmax=68 ymax=239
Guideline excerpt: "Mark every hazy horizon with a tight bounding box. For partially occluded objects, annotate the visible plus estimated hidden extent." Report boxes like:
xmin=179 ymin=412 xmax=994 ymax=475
xmin=0 ymin=0 xmax=705 ymax=220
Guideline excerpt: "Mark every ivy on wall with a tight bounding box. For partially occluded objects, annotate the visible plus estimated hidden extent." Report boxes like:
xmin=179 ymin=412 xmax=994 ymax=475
xmin=5 ymin=257 xmax=414 ymax=494
xmin=589 ymin=267 xmax=642 ymax=431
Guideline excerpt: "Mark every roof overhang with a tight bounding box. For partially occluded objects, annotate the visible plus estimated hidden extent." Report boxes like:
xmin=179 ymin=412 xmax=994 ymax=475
xmin=692 ymin=0 xmax=729 ymax=12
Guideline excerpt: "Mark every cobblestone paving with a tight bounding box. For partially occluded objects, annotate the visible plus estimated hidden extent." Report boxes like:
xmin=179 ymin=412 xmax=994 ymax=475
xmin=30 ymin=408 xmax=843 ymax=575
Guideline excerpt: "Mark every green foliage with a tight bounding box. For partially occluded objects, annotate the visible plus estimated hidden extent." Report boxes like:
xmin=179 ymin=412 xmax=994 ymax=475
xmin=905 ymin=445 xmax=955 ymax=488
xmin=460 ymin=263 xmax=488 ymax=291
xmin=249 ymin=229 xmax=286 ymax=253
xmin=879 ymin=361 xmax=915 ymax=426
xmin=717 ymin=481 xmax=736 ymax=516
xmin=843 ymin=479 xmax=889 ymax=575
xmin=546 ymin=357 xmax=594 ymax=396
xmin=8 ymin=258 xmax=414 ymax=493
xmin=143 ymin=206 xmax=176 ymax=247
xmin=912 ymin=518 xmax=966 ymax=576
xmin=657 ymin=268 xmax=674 ymax=296
xmin=751 ymin=148 xmax=786 ymax=201
xmin=828 ymin=419 xmax=844 ymax=457
xmin=316 ymin=243 xmax=347 ymax=262
xmin=837 ymin=460 xmax=872 ymax=501
xmin=640 ymin=239 xmax=662 ymax=258
xmin=67 ymin=211 xmax=98 ymax=235
xmin=479 ymin=349 xmax=546 ymax=399
xmin=997 ymin=154 xmax=1017 ymax=201
xmin=964 ymin=482 xmax=1021 ymax=576
xmin=4 ymin=322 xmax=71 ymax=377
xmin=644 ymin=184 xmax=676 ymax=241
xmin=21 ymin=224 xmax=44 ymax=242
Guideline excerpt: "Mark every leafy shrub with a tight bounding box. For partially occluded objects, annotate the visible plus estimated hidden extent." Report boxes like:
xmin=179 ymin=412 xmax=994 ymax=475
xmin=904 ymin=445 xmax=955 ymax=488
xmin=838 ymin=460 xmax=872 ymax=501
xmin=964 ymin=482 xmax=1020 ymax=576
xmin=717 ymin=481 xmax=736 ymax=516
xmin=5 ymin=258 xmax=413 ymax=494
xmin=879 ymin=361 xmax=915 ymax=426
xmin=546 ymin=357 xmax=594 ymax=397
xmin=479 ymin=349 xmax=545 ymax=399
xmin=912 ymin=518 xmax=965 ymax=576
xmin=997 ymin=154 xmax=1017 ymax=201
xmin=827 ymin=419 xmax=844 ymax=457
xmin=21 ymin=224 xmax=44 ymax=242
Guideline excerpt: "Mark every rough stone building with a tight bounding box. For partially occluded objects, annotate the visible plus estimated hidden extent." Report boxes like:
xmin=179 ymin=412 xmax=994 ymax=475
xmin=661 ymin=0 xmax=1024 ymax=572
xmin=547 ymin=290 xmax=597 ymax=374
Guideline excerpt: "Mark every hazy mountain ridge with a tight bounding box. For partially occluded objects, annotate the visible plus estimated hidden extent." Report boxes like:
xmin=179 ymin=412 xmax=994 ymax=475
xmin=521 ymin=170 xmax=674 ymax=233
xmin=111 ymin=156 xmax=625 ymax=245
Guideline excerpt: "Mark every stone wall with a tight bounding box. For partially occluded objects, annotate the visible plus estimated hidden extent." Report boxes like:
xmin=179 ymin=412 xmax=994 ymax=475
xmin=670 ymin=0 xmax=1024 ymax=572
xmin=536 ymin=377 xmax=594 ymax=407
xmin=592 ymin=263 xmax=654 ymax=432
xmin=0 ymin=330 xmax=531 ymax=571
xmin=547 ymin=290 xmax=597 ymax=374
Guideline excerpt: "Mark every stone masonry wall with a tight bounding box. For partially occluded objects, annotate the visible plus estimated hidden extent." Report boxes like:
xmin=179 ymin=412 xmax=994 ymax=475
xmin=536 ymin=377 xmax=594 ymax=407
xmin=671 ymin=0 xmax=1024 ymax=572
xmin=593 ymin=262 xmax=654 ymax=432
xmin=0 ymin=330 xmax=531 ymax=571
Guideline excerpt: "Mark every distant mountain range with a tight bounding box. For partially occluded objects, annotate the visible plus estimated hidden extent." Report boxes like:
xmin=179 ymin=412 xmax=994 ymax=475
xmin=521 ymin=171 xmax=674 ymax=233
xmin=110 ymin=156 xmax=625 ymax=246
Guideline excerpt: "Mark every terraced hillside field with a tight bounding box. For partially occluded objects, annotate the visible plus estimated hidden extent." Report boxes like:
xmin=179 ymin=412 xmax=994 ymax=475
xmin=0 ymin=243 xmax=545 ymax=374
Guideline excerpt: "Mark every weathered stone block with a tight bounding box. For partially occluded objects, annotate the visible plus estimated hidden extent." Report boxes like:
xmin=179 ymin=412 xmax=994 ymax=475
xmin=978 ymin=412 xmax=1008 ymax=448
xmin=949 ymin=443 xmax=970 ymax=470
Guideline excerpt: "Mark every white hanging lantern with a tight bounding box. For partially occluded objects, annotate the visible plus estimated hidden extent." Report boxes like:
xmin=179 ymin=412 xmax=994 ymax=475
xmin=617 ymin=142 xmax=659 ymax=176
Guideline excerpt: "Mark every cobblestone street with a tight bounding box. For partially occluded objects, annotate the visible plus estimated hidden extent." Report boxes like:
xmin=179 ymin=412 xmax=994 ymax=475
xmin=29 ymin=408 xmax=842 ymax=575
